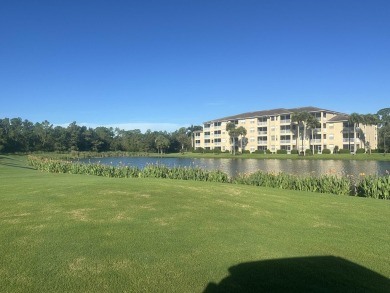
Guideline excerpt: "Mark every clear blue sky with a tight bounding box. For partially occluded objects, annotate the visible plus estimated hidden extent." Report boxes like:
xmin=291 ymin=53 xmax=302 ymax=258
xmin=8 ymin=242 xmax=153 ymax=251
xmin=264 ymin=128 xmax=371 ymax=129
xmin=1 ymin=0 xmax=389 ymax=132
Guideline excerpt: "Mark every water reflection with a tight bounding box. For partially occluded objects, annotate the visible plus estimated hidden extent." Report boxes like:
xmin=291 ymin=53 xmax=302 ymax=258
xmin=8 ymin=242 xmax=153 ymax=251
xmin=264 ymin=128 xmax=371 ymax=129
xmin=79 ymin=157 xmax=390 ymax=178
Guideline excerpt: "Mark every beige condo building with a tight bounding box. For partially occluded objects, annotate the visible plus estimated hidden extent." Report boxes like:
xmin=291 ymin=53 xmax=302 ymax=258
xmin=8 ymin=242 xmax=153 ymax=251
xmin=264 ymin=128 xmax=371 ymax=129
xmin=194 ymin=106 xmax=378 ymax=154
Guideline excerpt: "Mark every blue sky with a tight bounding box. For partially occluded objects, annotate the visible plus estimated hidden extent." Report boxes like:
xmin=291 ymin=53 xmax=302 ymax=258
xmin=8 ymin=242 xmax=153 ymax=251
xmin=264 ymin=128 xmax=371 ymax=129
xmin=1 ymin=0 xmax=389 ymax=132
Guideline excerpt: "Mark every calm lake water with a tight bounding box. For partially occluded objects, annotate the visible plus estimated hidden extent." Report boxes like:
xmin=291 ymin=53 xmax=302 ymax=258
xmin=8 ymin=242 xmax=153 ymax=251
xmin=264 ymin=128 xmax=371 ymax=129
xmin=78 ymin=157 xmax=390 ymax=177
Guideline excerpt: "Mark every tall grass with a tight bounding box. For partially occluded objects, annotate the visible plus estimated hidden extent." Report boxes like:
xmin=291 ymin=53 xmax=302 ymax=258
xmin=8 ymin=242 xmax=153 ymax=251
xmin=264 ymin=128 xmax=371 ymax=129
xmin=27 ymin=156 xmax=389 ymax=199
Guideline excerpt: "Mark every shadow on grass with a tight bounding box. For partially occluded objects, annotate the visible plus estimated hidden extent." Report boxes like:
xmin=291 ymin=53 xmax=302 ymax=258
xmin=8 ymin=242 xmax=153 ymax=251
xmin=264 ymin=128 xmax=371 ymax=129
xmin=204 ymin=256 xmax=390 ymax=293
xmin=0 ymin=155 xmax=34 ymax=170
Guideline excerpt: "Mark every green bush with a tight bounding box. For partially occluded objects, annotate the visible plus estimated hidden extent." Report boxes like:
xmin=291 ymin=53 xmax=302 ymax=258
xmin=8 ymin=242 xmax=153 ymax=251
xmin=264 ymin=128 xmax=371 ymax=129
xmin=253 ymin=150 xmax=264 ymax=154
xmin=356 ymin=175 xmax=390 ymax=199
xmin=242 ymin=150 xmax=250 ymax=154
xmin=305 ymin=149 xmax=313 ymax=156
xmin=322 ymin=149 xmax=331 ymax=154
xmin=356 ymin=148 xmax=366 ymax=154
xmin=277 ymin=149 xmax=287 ymax=154
xmin=266 ymin=149 xmax=272 ymax=154
xmin=291 ymin=149 xmax=299 ymax=155
xmin=339 ymin=149 xmax=350 ymax=154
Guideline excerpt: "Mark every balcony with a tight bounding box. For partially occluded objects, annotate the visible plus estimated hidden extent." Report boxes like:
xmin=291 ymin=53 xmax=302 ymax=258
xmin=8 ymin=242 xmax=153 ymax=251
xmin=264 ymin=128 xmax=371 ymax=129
xmin=258 ymin=131 xmax=267 ymax=135
xmin=214 ymin=134 xmax=221 ymax=138
xmin=258 ymin=141 xmax=267 ymax=145
xmin=280 ymin=119 xmax=291 ymax=124
xmin=311 ymin=139 xmax=322 ymax=144
xmin=257 ymin=121 xmax=267 ymax=126
xmin=214 ymin=142 xmax=221 ymax=146
xmin=280 ymin=140 xmax=291 ymax=144
xmin=280 ymin=130 xmax=291 ymax=134
xmin=343 ymin=138 xmax=355 ymax=143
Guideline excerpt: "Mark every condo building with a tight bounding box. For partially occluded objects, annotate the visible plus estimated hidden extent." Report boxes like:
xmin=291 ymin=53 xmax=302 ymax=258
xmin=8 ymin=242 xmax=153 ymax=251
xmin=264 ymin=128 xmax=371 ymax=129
xmin=194 ymin=106 xmax=377 ymax=154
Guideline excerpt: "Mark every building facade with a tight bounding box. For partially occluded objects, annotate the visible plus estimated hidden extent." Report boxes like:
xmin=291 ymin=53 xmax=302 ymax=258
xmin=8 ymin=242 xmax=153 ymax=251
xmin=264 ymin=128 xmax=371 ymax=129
xmin=194 ymin=106 xmax=377 ymax=153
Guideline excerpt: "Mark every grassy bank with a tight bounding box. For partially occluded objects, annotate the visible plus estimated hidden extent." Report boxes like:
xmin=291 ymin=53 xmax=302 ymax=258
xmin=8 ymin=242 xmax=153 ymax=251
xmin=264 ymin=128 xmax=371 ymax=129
xmin=1 ymin=155 xmax=389 ymax=292
xmin=24 ymin=150 xmax=390 ymax=161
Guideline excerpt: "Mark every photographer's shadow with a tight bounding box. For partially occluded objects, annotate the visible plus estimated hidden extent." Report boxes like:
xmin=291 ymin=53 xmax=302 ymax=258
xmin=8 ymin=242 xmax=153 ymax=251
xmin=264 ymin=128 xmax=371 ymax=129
xmin=204 ymin=256 xmax=389 ymax=292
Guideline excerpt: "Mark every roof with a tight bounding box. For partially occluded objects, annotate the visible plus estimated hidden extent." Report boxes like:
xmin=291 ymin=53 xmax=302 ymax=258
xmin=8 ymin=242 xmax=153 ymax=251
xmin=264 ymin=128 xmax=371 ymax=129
xmin=204 ymin=106 xmax=347 ymax=123
xmin=328 ymin=114 xmax=349 ymax=122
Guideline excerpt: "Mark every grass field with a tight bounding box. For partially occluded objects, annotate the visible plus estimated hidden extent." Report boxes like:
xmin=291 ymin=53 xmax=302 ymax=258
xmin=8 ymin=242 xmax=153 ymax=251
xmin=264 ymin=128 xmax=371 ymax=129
xmin=1 ymin=155 xmax=389 ymax=292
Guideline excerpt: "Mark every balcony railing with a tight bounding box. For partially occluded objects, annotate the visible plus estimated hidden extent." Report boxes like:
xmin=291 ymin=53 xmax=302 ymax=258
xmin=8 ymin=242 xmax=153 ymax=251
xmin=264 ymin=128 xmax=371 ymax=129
xmin=311 ymin=139 xmax=322 ymax=144
xmin=343 ymin=138 xmax=355 ymax=143
xmin=257 ymin=122 xmax=267 ymax=126
xmin=258 ymin=131 xmax=267 ymax=135
xmin=214 ymin=134 xmax=221 ymax=138
xmin=204 ymin=135 xmax=210 ymax=139
xmin=280 ymin=140 xmax=291 ymax=144
xmin=257 ymin=141 xmax=267 ymax=145
xmin=280 ymin=119 xmax=291 ymax=124
xmin=280 ymin=130 xmax=291 ymax=134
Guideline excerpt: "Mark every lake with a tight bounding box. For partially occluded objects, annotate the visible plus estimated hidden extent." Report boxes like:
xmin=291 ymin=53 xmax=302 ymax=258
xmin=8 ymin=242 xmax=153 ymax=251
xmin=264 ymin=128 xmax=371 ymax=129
xmin=78 ymin=157 xmax=390 ymax=178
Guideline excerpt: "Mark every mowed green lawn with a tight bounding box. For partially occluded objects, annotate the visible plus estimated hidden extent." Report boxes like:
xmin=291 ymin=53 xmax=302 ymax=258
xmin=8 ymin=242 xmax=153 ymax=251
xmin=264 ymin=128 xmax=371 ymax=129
xmin=0 ymin=155 xmax=389 ymax=292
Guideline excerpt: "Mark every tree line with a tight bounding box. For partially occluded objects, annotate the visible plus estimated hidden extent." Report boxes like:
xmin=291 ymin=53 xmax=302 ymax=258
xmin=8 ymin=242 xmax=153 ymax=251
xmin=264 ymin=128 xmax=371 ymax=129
xmin=0 ymin=118 xmax=202 ymax=154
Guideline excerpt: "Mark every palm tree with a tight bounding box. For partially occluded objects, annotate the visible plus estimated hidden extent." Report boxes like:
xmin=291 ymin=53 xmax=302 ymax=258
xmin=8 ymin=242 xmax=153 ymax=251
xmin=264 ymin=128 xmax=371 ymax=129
xmin=306 ymin=115 xmax=320 ymax=155
xmin=291 ymin=111 xmax=311 ymax=155
xmin=226 ymin=122 xmax=238 ymax=155
xmin=237 ymin=126 xmax=247 ymax=153
xmin=348 ymin=113 xmax=363 ymax=153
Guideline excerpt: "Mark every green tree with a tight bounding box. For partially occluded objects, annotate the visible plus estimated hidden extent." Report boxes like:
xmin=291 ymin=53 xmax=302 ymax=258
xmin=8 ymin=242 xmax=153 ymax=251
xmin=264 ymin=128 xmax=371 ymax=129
xmin=155 ymin=134 xmax=170 ymax=154
xmin=237 ymin=126 xmax=247 ymax=153
xmin=377 ymin=108 xmax=390 ymax=153
xmin=306 ymin=115 xmax=320 ymax=155
xmin=291 ymin=112 xmax=311 ymax=155
xmin=226 ymin=122 xmax=239 ymax=155
xmin=348 ymin=113 xmax=363 ymax=153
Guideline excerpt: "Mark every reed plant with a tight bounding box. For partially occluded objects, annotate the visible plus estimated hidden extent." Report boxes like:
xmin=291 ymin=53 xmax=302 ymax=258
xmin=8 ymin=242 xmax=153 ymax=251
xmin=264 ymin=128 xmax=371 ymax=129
xmin=27 ymin=156 xmax=389 ymax=199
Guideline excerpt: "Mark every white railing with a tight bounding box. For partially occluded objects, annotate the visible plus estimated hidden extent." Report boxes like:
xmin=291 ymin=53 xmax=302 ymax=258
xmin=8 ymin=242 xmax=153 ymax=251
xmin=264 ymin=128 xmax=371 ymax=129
xmin=280 ymin=130 xmax=291 ymax=134
xmin=257 ymin=122 xmax=267 ymax=126
xmin=258 ymin=141 xmax=267 ymax=145
xmin=214 ymin=134 xmax=221 ymax=138
xmin=280 ymin=140 xmax=291 ymax=144
xmin=280 ymin=119 xmax=291 ymax=124
xmin=204 ymin=135 xmax=210 ymax=139
xmin=258 ymin=131 xmax=267 ymax=135
xmin=214 ymin=142 xmax=221 ymax=146
xmin=343 ymin=138 xmax=355 ymax=143
xmin=311 ymin=139 xmax=321 ymax=143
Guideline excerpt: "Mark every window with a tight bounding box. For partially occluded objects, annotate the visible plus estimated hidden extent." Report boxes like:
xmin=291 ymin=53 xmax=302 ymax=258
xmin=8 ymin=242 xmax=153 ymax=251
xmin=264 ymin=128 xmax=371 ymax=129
xmin=250 ymin=137 xmax=255 ymax=142
xmin=270 ymin=116 xmax=275 ymax=121
xmin=328 ymin=123 xmax=334 ymax=129
xmin=250 ymin=119 xmax=255 ymax=124
xmin=250 ymin=128 xmax=255 ymax=133
xmin=239 ymin=119 xmax=246 ymax=124
xmin=328 ymin=134 xmax=334 ymax=140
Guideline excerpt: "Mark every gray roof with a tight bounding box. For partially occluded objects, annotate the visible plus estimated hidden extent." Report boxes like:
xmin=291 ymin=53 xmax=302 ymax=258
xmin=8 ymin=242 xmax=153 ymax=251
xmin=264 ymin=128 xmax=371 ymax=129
xmin=328 ymin=114 xmax=349 ymax=122
xmin=204 ymin=106 xmax=347 ymax=123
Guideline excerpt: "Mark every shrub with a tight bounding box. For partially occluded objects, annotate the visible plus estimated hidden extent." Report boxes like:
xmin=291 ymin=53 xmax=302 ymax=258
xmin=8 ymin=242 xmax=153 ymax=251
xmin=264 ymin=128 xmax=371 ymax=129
xmin=333 ymin=146 xmax=339 ymax=154
xmin=356 ymin=148 xmax=365 ymax=154
xmin=277 ymin=149 xmax=287 ymax=154
xmin=356 ymin=175 xmax=390 ymax=199
xmin=305 ymin=149 xmax=313 ymax=156
xmin=322 ymin=149 xmax=331 ymax=154
xmin=266 ymin=149 xmax=272 ymax=154
xmin=291 ymin=149 xmax=299 ymax=155
xmin=242 ymin=150 xmax=250 ymax=154
xmin=193 ymin=147 xmax=204 ymax=153
xmin=339 ymin=149 xmax=350 ymax=154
